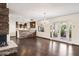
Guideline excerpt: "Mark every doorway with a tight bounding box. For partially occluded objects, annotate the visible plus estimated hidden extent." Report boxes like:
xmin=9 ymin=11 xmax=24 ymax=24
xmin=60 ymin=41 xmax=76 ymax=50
xmin=50 ymin=21 xmax=72 ymax=41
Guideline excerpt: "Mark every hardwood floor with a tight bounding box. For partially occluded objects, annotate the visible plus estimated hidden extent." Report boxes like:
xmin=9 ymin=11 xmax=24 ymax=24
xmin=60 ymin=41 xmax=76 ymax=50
xmin=9 ymin=37 xmax=79 ymax=56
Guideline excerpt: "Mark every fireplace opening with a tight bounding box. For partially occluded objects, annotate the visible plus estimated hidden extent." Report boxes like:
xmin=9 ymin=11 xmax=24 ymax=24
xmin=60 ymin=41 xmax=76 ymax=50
xmin=0 ymin=35 xmax=8 ymax=47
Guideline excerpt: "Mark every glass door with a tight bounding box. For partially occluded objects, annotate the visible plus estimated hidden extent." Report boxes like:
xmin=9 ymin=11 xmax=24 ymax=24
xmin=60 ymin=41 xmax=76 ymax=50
xmin=50 ymin=22 xmax=59 ymax=39
xmin=60 ymin=22 xmax=67 ymax=40
xmin=69 ymin=25 xmax=72 ymax=41
xmin=50 ymin=21 xmax=72 ymax=41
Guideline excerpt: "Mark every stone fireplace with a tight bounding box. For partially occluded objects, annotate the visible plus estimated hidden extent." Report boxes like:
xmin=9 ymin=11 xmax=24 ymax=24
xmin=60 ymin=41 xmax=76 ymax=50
xmin=0 ymin=3 xmax=9 ymax=47
xmin=0 ymin=3 xmax=17 ymax=56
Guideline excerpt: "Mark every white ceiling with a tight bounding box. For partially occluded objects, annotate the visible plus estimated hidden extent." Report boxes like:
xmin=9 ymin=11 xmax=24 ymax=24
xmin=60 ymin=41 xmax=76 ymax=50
xmin=7 ymin=3 xmax=79 ymax=20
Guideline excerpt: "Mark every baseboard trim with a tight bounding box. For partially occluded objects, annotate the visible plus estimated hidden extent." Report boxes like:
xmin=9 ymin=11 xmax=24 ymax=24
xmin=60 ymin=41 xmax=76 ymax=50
xmin=36 ymin=36 xmax=79 ymax=46
xmin=36 ymin=36 xmax=50 ymax=40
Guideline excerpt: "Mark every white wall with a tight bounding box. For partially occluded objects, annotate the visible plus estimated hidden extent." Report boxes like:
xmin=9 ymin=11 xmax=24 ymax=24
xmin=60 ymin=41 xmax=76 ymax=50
xmin=36 ymin=20 xmax=50 ymax=38
xmin=51 ymin=14 xmax=79 ymax=42
xmin=9 ymin=14 xmax=37 ymax=36
xmin=36 ymin=13 xmax=79 ymax=43
xmin=9 ymin=15 xmax=16 ymax=36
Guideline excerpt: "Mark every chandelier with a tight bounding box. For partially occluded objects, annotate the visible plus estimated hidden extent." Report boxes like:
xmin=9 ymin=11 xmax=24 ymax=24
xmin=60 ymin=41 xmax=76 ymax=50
xmin=41 ymin=12 xmax=49 ymax=25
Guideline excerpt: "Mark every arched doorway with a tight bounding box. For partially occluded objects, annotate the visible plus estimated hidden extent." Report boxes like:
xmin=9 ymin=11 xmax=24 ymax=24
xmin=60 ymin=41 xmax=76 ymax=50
xmin=50 ymin=21 xmax=72 ymax=41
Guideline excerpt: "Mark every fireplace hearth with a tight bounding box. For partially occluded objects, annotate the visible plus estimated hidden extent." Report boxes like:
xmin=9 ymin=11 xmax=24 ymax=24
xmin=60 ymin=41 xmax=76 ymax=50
xmin=0 ymin=35 xmax=8 ymax=47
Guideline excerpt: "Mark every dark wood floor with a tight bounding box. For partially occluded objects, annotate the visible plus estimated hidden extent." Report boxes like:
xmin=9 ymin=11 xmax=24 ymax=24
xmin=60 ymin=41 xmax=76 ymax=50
xmin=9 ymin=37 xmax=79 ymax=56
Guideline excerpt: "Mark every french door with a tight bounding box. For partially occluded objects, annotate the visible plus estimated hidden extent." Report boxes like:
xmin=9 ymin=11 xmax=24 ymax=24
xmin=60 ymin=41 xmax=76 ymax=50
xmin=50 ymin=21 xmax=72 ymax=41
